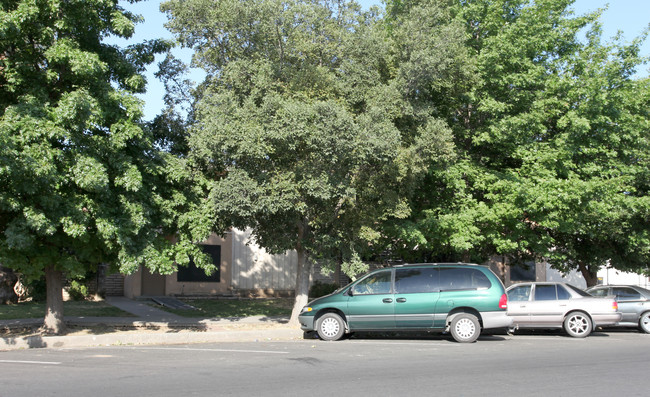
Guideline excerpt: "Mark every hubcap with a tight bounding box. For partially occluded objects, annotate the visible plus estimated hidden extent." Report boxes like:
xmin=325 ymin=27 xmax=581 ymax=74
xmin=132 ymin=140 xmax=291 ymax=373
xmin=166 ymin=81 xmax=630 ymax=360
xmin=455 ymin=318 xmax=476 ymax=339
xmin=568 ymin=315 xmax=588 ymax=335
xmin=321 ymin=317 xmax=340 ymax=338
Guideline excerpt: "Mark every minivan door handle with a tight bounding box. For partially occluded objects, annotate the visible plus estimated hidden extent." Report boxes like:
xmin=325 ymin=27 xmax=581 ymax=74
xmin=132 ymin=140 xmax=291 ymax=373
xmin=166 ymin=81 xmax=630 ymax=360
xmin=382 ymin=298 xmax=393 ymax=303
xmin=396 ymin=298 xmax=407 ymax=303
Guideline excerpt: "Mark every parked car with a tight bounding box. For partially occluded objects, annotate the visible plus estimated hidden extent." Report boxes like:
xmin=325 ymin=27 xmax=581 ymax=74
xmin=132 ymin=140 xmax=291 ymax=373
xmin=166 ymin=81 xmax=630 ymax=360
xmin=299 ymin=263 xmax=512 ymax=343
xmin=506 ymin=282 xmax=621 ymax=338
xmin=585 ymin=285 xmax=650 ymax=333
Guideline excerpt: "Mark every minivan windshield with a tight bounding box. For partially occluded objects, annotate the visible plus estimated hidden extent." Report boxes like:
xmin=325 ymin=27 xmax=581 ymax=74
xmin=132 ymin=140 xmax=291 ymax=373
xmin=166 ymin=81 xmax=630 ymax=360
xmin=351 ymin=270 xmax=392 ymax=295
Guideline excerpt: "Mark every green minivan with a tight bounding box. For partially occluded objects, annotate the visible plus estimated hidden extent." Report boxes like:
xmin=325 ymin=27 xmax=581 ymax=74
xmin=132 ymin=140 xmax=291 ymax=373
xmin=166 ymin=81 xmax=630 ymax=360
xmin=299 ymin=263 xmax=511 ymax=342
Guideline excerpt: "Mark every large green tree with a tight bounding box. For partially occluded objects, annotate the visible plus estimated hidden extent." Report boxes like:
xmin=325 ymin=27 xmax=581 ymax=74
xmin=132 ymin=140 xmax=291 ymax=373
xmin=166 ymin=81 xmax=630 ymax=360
xmin=385 ymin=0 xmax=649 ymax=283
xmin=163 ymin=0 xmax=466 ymax=323
xmin=0 ymin=0 xmax=216 ymax=333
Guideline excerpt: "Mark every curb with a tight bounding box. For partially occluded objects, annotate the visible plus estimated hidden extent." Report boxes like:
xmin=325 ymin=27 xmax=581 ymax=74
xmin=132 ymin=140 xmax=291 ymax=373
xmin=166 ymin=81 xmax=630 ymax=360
xmin=1 ymin=328 xmax=304 ymax=351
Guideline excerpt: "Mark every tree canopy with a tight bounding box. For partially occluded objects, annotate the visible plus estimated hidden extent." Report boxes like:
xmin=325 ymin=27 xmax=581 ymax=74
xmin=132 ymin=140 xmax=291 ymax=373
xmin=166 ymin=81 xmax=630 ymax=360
xmin=162 ymin=0 xmax=469 ymax=322
xmin=0 ymin=0 xmax=215 ymax=333
xmin=161 ymin=0 xmax=649 ymax=323
xmin=3 ymin=0 xmax=647 ymax=333
xmin=381 ymin=0 xmax=650 ymax=283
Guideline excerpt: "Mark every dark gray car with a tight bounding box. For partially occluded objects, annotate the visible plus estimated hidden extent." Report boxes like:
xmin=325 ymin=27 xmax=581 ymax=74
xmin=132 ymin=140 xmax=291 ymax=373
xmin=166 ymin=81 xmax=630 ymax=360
xmin=586 ymin=285 xmax=650 ymax=333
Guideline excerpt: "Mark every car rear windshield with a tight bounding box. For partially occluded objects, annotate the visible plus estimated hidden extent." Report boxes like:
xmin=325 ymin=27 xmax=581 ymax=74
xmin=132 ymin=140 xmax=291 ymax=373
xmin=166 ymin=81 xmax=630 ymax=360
xmin=565 ymin=284 xmax=591 ymax=297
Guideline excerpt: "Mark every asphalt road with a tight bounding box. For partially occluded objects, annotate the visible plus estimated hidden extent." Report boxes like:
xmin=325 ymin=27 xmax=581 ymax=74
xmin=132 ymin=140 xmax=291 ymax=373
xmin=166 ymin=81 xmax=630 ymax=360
xmin=1 ymin=329 xmax=648 ymax=397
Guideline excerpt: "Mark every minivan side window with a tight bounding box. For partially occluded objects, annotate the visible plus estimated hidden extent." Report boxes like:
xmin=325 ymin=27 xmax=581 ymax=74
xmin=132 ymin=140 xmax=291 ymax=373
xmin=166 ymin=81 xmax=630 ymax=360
xmin=351 ymin=270 xmax=392 ymax=295
xmin=395 ymin=268 xmax=439 ymax=293
xmin=439 ymin=268 xmax=491 ymax=291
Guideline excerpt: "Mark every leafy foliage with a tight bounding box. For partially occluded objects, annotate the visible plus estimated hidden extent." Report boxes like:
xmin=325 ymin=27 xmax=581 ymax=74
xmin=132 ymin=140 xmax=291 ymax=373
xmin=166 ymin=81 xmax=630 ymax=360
xmin=163 ymin=0 xmax=462 ymax=274
xmin=0 ymin=0 xmax=217 ymax=332
xmin=384 ymin=0 xmax=649 ymax=282
xmin=164 ymin=0 xmax=649 ymax=304
xmin=163 ymin=0 xmax=472 ymax=322
xmin=309 ymin=281 xmax=340 ymax=299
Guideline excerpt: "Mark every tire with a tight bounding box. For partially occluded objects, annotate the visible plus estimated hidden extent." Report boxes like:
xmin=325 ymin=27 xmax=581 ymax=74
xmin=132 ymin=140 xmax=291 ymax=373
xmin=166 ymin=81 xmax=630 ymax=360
xmin=316 ymin=312 xmax=346 ymax=341
xmin=564 ymin=312 xmax=592 ymax=338
xmin=450 ymin=313 xmax=480 ymax=343
xmin=638 ymin=311 xmax=650 ymax=334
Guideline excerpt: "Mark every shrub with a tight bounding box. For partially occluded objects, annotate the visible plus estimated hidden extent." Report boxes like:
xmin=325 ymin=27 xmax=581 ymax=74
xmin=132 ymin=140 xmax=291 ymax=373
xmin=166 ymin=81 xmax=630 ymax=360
xmin=67 ymin=280 xmax=89 ymax=301
xmin=25 ymin=278 xmax=47 ymax=302
xmin=309 ymin=281 xmax=339 ymax=299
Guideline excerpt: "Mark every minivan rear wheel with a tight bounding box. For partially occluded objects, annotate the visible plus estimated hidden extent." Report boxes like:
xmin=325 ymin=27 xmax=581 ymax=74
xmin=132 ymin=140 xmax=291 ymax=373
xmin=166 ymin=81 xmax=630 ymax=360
xmin=450 ymin=313 xmax=480 ymax=343
xmin=316 ymin=312 xmax=345 ymax=341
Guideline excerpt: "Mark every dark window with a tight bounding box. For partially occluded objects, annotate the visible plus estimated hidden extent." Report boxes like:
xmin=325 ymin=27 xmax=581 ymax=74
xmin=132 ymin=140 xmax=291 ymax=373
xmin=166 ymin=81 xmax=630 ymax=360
xmin=613 ymin=287 xmax=641 ymax=301
xmin=177 ymin=244 xmax=221 ymax=282
xmin=439 ymin=268 xmax=491 ymax=291
xmin=535 ymin=285 xmax=557 ymax=301
xmin=557 ymin=285 xmax=571 ymax=300
xmin=395 ymin=268 xmax=439 ymax=293
xmin=510 ymin=262 xmax=536 ymax=282
xmin=352 ymin=270 xmax=392 ymax=295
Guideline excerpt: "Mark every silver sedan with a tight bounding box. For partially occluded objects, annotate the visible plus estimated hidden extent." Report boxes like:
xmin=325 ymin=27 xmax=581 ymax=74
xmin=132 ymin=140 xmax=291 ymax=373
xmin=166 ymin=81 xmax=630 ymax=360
xmin=586 ymin=285 xmax=650 ymax=333
xmin=507 ymin=282 xmax=622 ymax=337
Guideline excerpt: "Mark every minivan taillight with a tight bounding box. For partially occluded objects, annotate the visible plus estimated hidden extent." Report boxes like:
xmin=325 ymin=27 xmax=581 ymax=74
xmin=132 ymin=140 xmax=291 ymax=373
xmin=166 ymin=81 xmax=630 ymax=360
xmin=612 ymin=300 xmax=618 ymax=310
xmin=499 ymin=293 xmax=508 ymax=310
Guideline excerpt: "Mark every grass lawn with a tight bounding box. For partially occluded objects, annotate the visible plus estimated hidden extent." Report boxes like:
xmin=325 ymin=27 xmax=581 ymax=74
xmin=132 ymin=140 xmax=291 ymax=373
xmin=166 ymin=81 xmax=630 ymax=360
xmin=0 ymin=301 xmax=135 ymax=320
xmin=1 ymin=297 xmax=294 ymax=321
xmin=160 ymin=298 xmax=294 ymax=318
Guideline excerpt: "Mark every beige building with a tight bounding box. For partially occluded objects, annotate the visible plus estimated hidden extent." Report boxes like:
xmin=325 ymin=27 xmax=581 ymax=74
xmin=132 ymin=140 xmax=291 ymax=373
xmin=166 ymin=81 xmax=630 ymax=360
xmin=112 ymin=228 xmax=342 ymax=298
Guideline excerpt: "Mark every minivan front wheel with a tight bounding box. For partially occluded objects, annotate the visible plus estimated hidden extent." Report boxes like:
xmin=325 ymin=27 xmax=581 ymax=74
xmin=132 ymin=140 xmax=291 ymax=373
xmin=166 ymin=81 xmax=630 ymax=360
xmin=316 ymin=312 xmax=346 ymax=341
xmin=450 ymin=313 xmax=480 ymax=343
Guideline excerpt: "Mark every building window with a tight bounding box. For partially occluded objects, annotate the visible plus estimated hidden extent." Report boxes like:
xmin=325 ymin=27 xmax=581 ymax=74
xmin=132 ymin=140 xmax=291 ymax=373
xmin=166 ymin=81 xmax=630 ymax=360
xmin=510 ymin=262 xmax=536 ymax=282
xmin=177 ymin=244 xmax=221 ymax=282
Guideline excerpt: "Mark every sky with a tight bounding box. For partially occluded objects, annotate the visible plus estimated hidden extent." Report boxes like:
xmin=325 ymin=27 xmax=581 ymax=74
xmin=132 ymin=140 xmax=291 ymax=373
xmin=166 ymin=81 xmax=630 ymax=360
xmin=110 ymin=0 xmax=650 ymax=121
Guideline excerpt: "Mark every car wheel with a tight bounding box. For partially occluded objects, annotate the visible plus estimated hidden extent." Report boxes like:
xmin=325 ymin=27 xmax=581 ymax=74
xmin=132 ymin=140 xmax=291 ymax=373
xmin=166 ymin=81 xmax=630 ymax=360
xmin=638 ymin=311 xmax=650 ymax=334
xmin=564 ymin=312 xmax=592 ymax=338
xmin=316 ymin=312 xmax=346 ymax=341
xmin=450 ymin=313 xmax=480 ymax=343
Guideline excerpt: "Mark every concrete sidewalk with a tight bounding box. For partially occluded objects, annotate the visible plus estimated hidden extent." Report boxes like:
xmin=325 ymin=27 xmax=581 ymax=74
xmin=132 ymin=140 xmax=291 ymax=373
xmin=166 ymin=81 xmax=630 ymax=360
xmin=0 ymin=297 xmax=303 ymax=351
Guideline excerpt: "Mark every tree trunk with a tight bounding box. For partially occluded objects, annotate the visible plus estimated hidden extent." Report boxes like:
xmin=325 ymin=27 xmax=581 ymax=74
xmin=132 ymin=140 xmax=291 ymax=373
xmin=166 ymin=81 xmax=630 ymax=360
xmin=95 ymin=262 xmax=107 ymax=299
xmin=289 ymin=222 xmax=313 ymax=327
xmin=577 ymin=261 xmax=598 ymax=287
xmin=43 ymin=265 xmax=66 ymax=334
